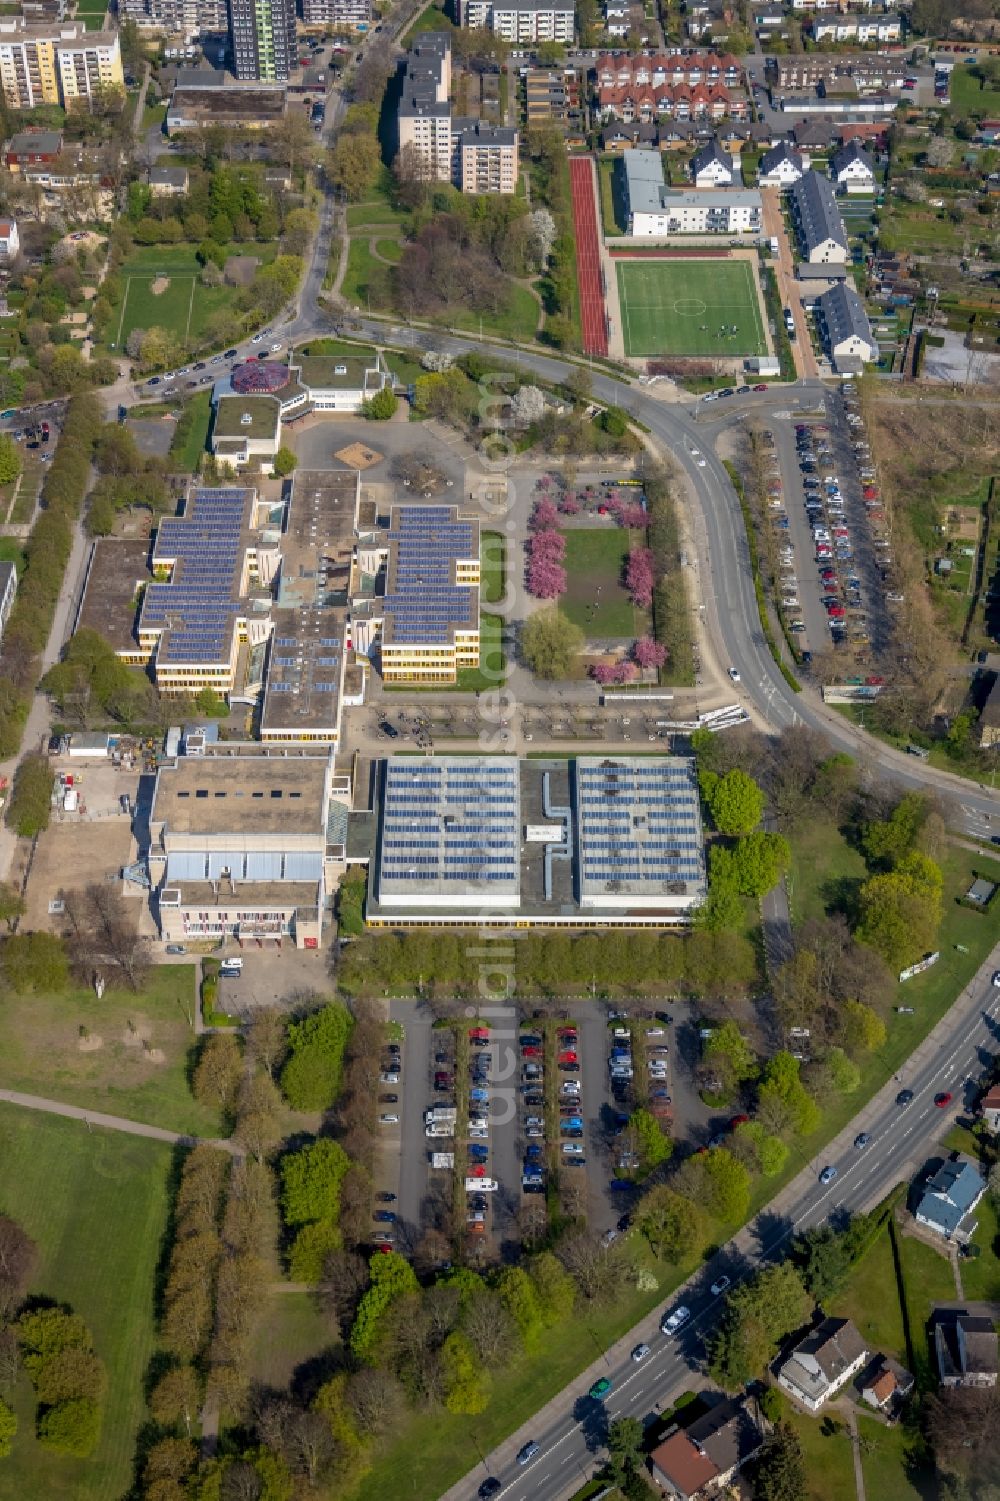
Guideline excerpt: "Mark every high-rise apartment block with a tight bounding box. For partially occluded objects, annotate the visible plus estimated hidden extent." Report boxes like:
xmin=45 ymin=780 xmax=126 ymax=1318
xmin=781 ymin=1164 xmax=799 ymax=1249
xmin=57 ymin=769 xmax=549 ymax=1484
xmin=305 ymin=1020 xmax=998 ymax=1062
xmin=0 ymin=19 xmax=122 ymax=108
xmin=396 ymin=32 xmax=519 ymax=195
xmin=229 ymin=0 xmax=295 ymax=81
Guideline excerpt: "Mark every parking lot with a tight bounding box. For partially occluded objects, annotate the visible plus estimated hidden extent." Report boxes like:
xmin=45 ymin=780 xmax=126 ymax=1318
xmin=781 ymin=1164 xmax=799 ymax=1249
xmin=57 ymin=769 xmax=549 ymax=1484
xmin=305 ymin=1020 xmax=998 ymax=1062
xmin=766 ymin=390 xmax=892 ymax=665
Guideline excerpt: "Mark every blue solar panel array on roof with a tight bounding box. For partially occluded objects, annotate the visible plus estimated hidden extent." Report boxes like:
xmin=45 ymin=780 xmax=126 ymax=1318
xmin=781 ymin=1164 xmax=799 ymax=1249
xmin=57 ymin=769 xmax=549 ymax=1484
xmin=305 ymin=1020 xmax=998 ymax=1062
xmin=142 ymin=490 xmax=251 ymax=664
xmin=383 ymin=507 xmax=477 ymax=645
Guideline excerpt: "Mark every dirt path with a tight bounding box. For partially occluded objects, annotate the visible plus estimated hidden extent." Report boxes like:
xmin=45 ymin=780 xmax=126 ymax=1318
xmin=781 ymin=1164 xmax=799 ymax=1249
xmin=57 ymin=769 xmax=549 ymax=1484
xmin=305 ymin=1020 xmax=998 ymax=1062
xmin=0 ymin=1087 xmax=239 ymax=1154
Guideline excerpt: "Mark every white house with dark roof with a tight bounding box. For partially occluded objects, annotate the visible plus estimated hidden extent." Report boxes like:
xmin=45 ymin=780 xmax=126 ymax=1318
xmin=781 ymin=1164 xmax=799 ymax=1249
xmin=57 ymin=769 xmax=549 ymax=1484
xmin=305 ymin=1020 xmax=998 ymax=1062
xmin=689 ymin=137 xmax=735 ymax=187
xmin=758 ymin=140 xmax=807 ymax=188
xmin=915 ymin=1158 xmax=986 ymax=1242
xmin=816 ymin=283 xmax=878 ymax=368
xmin=831 ymin=138 xmax=875 ymax=193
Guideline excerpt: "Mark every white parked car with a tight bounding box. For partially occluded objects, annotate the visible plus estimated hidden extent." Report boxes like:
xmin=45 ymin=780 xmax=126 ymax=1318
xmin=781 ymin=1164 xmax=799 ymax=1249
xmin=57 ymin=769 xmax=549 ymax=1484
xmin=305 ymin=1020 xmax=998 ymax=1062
xmin=661 ymin=1305 xmax=691 ymax=1335
xmin=379 ymin=1113 xmax=399 ymax=1125
xmin=728 ymin=667 xmax=741 ymax=683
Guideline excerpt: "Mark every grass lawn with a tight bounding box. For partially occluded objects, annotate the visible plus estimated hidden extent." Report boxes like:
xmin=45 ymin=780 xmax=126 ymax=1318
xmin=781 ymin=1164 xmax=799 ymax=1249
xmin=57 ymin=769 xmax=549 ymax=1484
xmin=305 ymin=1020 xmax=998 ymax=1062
xmin=950 ymin=63 xmax=1000 ymax=115
xmin=170 ymin=389 xmax=213 ymax=472
xmin=457 ymin=612 xmax=506 ymax=692
xmin=403 ymin=2 xmax=452 ymax=42
xmin=0 ymin=964 xmax=222 ymax=1136
xmin=0 ymin=536 xmax=25 ymax=568
xmin=615 ymin=258 xmax=767 ymax=358
xmin=481 ymin=530 xmax=505 ymax=605
xmin=341 ymin=237 xmax=389 ymax=311
xmin=375 ymin=238 xmax=404 ymax=264
xmin=777 ymin=1394 xmax=857 ymax=1501
xmin=598 ymin=155 xmax=626 ymax=236
xmin=142 ymin=101 xmax=167 ymax=130
xmin=897 ymin=1227 xmax=958 ymax=1384
xmin=962 ymin=1191 xmax=1000 ymax=1301
xmin=384 ymin=349 xmax=424 ymax=390
xmin=0 ymin=1103 xmax=173 ymax=1501
xmin=830 ymin=1226 xmax=907 ymax=1360
xmin=249 ymin=1290 xmax=337 ymax=1391
xmin=561 ymin=527 xmax=650 ymax=638
xmin=786 ymin=813 xmax=868 ymax=927
xmin=857 ymin=1415 xmax=937 ymax=1501
xmin=448 ymin=282 xmax=540 ymax=344
xmin=345 ymin=173 xmax=412 ymax=234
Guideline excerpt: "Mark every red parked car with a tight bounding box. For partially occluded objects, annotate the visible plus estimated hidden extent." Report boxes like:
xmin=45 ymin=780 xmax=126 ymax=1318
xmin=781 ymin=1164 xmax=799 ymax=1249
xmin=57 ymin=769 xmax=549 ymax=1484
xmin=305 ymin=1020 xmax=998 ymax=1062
xmin=558 ymin=1052 xmax=579 ymax=1065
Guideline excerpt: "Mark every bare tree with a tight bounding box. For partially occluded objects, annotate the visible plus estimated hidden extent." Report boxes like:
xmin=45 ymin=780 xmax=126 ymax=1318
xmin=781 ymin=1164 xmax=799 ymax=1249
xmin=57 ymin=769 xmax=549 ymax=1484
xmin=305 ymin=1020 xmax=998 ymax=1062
xmin=346 ymin=1367 xmax=403 ymax=1435
xmin=246 ymin=1007 xmax=287 ymax=1079
xmin=318 ymin=1248 xmax=371 ymax=1338
xmin=0 ymin=1215 xmax=36 ymax=1322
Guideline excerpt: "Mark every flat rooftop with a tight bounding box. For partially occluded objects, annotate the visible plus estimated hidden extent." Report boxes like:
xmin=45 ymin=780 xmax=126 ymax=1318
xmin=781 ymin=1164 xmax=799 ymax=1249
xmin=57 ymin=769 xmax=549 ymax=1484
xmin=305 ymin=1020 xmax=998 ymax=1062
xmin=259 ymin=470 xmax=358 ymax=740
xmin=212 ymin=395 xmax=281 ymax=441
xmin=76 ymin=538 xmax=151 ymax=653
xmin=293 ymin=353 xmax=383 ymax=391
xmin=154 ymin=757 xmax=328 ymax=836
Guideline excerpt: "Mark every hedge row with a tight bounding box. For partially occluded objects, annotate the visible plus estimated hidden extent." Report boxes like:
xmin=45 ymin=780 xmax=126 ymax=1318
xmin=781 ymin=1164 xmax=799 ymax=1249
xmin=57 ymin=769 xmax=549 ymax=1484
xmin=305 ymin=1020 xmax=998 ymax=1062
xmin=0 ymin=394 xmax=103 ymax=763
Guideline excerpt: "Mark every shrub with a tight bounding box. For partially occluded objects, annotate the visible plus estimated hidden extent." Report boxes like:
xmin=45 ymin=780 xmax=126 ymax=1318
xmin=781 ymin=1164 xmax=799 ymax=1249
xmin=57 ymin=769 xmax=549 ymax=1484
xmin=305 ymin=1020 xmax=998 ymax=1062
xmin=37 ymin=1397 xmax=101 ymax=1457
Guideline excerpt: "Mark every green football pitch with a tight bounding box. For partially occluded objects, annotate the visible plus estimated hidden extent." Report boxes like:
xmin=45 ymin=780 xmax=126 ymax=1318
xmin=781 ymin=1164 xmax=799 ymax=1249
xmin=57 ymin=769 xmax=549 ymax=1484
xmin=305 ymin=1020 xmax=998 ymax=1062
xmin=615 ymin=258 xmax=768 ymax=358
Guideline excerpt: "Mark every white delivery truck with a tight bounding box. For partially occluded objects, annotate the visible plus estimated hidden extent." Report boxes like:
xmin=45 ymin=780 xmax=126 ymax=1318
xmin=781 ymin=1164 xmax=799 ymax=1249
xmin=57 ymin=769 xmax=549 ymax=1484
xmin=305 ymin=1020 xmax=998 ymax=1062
xmin=430 ymin=1152 xmax=455 ymax=1169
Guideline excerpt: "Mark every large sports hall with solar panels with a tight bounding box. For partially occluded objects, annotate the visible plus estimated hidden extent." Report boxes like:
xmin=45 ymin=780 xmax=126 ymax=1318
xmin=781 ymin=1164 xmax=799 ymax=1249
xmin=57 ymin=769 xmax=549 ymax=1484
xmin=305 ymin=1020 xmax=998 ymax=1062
xmin=368 ymin=755 xmax=706 ymax=928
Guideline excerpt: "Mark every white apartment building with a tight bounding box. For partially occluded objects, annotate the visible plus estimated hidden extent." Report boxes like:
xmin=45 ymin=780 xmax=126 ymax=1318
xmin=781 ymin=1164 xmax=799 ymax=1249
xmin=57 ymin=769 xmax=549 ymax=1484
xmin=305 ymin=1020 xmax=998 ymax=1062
xmin=397 ymin=33 xmax=518 ymax=194
xmin=459 ymin=0 xmax=574 ymax=42
xmin=458 ymin=123 xmax=519 ymax=194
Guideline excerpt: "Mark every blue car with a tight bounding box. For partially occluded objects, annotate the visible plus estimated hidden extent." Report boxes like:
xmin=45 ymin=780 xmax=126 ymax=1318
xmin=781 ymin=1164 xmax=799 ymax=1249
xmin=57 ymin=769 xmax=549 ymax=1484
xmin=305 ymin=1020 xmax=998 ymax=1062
xmin=560 ymin=1117 xmax=583 ymax=1131
xmin=470 ymin=1088 xmax=489 ymax=1103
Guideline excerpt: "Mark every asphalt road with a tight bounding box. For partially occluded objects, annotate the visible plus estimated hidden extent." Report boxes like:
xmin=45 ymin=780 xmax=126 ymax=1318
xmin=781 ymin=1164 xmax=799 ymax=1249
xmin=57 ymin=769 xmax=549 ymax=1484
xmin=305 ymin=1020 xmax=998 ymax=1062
xmin=447 ymin=954 xmax=1000 ymax=1501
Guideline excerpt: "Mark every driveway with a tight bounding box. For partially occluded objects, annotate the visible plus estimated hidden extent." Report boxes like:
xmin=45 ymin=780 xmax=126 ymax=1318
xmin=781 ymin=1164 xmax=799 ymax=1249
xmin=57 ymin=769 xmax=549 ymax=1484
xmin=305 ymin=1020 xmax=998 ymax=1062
xmin=760 ymin=187 xmax=818 ymax=380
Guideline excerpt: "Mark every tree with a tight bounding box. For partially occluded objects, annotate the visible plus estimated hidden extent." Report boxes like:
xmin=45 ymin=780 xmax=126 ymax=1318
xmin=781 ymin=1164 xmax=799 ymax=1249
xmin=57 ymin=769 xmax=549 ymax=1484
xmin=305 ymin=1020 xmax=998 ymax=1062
xmin=519 ymin=607 xmax=584 ymax=679
xmin=149 ymin=1365 xmax=202 ymax=1435
xmin=326 ymin=135 xmax=381 ymax=202
xmin=791 ymin=1223 xmax=855 ymax=1303
xmin=0 ymin=883 xmax=24 ymax=932
xmin=630 ymin=1108 xmax=673 ymax=1173
xmin=361 ymin=386 xmax=397 ymax=420
xmin=709 ymin=1264 xmax=811 ymax=1389
xmin=925 ymin=1386 xmax=1000 ymax=1489
xmin=701 ymin=1147 xmax=752 ymax=1223
xmin=280 ymin=1138 xmax=349 ymax=1228
xmin=0 ymin=434 xmax=20 ymax=486
xmin=233 ymin=1070 xmax=283 ymax=1164
xmin=757 ymin=1051 xmax=821 ymax=1137
xmin=635 ymin=1183 xmax=710 ymax=1260
xmin=704 ymin=1020 xmax=755 ymax=1086
xmin=633 ymin=636 xmax=667 ymax=670
xmin=730 ymin=831 xmax=791 ymax=898
xmin=529 ymin=1250 xmax=577 ymax=1324
xmin=0 ymin=1215 xmax=36 ymax=1323
xmin=0 ymin=1397 xmax=15 ymax=1458
xmin=607 ymin=1415 xmax=644 ymax=1486
xmin=700 ymin=768 xmax=764 ymax=836
xmin=856 ymin=857 xmax=942 ymax=972
xmin=37 ymin=1397 xmax=101 ymax=1456
xmin=246 ymin=1007 xmax=287 ymax=1080
xmin=280 ymin=1004 xmax=352 ymax=1111
xmin=5 ymin=754 xmax=54 ymax=837
xmin=861 ymin=792 xmax=930 ymax=868
xmin=440 ymin=1331 xmax=490 ymax=1414
xmin=272 ymin=446 xmax=297 ymax=478
xmin=925 ymin=135 xmax=953 ymax=169
xmin=511 ymin=385 xmax=546 ymax=426
xmin=193 ymin=1034 xmax=244 ymax=1116
xmin=350 ymin=1253 xmax=419 ymax=1362
xmin=32 ymin=1345 xmax=106 ymax=1406
xmin=1 ymin=931 xmax=69 ymax=994
xmin=753 ymin=1423 xmax=806 ymax=1501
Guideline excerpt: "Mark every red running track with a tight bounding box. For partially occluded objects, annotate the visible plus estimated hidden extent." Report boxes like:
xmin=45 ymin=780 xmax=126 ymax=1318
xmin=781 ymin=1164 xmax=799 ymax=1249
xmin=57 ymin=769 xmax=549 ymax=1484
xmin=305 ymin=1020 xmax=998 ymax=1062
xmin=569 ymin=156 xmax=609 ymax=357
